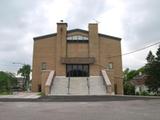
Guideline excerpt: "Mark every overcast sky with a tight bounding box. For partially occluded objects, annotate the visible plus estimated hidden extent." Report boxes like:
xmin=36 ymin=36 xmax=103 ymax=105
xmin=0 ymin=0 xmax=160 ymax=73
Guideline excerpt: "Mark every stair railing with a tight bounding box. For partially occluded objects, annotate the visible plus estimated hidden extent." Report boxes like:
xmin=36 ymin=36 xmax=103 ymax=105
xmin=44 ymin=70 xmax=55 ymax=95
xmin=101 ymin=70 xmax=112 ymax=94
xmin=87 ymin=77 xmax=90 ymax=95
xmin=68 ymin=77 xmax=70 ymax=94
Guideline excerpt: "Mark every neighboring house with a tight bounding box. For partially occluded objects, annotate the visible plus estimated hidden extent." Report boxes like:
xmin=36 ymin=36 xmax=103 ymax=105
xmin=32 ymin=22 xmax=123 ymax=95
xmin=15 ymin=76 xmax=25 ymax=91
xmin=130 ymin=75 xmax=148 ymax=93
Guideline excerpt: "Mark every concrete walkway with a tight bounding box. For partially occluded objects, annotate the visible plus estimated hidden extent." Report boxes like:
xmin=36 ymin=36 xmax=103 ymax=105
xmin=0 ymin=92 xmax=40 ymax=99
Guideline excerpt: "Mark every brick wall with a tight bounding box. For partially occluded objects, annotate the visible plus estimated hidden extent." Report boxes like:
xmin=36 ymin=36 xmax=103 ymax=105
xmin=32 ymin=23 xmax=123 ymax=94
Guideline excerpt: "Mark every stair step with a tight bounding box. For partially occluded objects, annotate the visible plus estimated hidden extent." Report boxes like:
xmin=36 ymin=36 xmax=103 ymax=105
xmin=89 ymin=76 xmax=106 ymax=95
xmin=69 ymin=77 xmax=88 ymax=95
xmin=51 ymin=76 xmax=68 ymax=95
xmin=50 ymin=76 xmax=107 ymax=95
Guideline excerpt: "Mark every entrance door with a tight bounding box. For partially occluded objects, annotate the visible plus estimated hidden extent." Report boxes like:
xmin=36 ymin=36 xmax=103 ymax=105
xmin=66 ymin=64 xmax=89 ymax=77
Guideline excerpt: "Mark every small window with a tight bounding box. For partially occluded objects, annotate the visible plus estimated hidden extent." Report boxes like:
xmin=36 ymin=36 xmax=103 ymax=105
xmin=107 ymin=62 xmax=113 ymax=69
xmin=41 ymin=62 xmax=47 ymax=70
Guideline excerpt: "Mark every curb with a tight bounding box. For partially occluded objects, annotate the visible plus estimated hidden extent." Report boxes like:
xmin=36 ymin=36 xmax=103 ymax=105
xmin=0 ymin=95 xmax=160 ymax=102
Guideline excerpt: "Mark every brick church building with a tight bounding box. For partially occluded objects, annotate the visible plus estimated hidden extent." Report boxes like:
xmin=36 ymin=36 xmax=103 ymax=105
xmin=32 ymin=22 xmax=123 ymax=95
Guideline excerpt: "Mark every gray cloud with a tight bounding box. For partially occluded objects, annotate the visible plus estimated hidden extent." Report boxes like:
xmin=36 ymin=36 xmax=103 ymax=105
xmin=121 ymin=0 xmax=160 ymax=69
xmin=1 ymin=0 xmax=160 ymax=72
xmin=66 ymin=0 xmax=109 ymax=29
xmin=0 ymin=0 xmax=110 ymax=73
xmin=0 ymin=0 xmax=39 ymax=28
xmin=0 ymin=0 xmax=40 ymax=72
xmin=122 ymin=0 xmax=160 ymax=49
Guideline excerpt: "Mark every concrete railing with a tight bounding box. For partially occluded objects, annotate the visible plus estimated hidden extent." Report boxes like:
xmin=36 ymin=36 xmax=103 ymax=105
xmin=68 ymin=77 xmax=70 ymax=94
xmin=101 ymin=70 xmax=112 ymax=94
xmin=45 ymin=70 xmax=55 ymax=95
xmin=86 ymin=77 xmax=90 ymax=95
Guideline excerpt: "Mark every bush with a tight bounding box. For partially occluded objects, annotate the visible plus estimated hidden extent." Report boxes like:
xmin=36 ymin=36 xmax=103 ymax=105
xmin=0 ymin=71 xmax=17 ymax=94
xmin=124 ymin=82 xmax=135 ymax=95
xmin=140 ymin=91 xmax=150 ymax=96
xmin=135 ymin=92 xmax=140 ymax=95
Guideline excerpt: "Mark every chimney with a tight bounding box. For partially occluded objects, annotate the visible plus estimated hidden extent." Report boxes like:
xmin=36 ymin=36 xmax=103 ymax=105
xmin=88 ymin=23 xmax=99 ymax=57
xmin=88 ymin=23 xmax=100 ymax=75
xmin=89 ymin=23 xmax=98 ymax=35
xmin=57 ymin=20 xmax=67 ymax=34
xmin=56 ymin=21 xmax=67 ymax=58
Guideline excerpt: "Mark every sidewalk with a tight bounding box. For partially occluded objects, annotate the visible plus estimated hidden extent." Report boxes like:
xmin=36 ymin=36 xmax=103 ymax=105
xmin=0 ymin=92 xmax=40 ymax=99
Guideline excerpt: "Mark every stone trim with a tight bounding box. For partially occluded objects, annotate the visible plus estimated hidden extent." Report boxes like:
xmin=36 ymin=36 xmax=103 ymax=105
xmin=44 ymin=70 xmax=55 ymax=95
xmin=61 ymin=57 xmax=95 ymax=64
xmin=101 ymin=70 xmax=112 ymax=94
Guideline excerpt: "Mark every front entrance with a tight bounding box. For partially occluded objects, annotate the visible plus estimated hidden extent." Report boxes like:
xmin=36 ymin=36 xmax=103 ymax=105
xmin=66 ymin=64 xmax=89 ymax=77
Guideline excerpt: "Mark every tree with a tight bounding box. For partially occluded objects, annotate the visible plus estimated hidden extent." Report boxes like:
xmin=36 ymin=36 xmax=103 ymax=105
xmin=146 ymin=51 xmax=155 ymax=63
xmin=156 ymin=46 xmax=160 ymax=61
xmin=123 ymin=68 xmax=137 ymax=95
xmin=17 ymin=64 xmax=31 ymax=91
xmin=124 ymin=81 xmax=135 ymax=95
xmin=0 ymin=71 xmax=17 ymax=94
xmin=123 ymin=68 xmax=139 ymax=81
xmin=145 ymin=46 xmax=160 ymax=94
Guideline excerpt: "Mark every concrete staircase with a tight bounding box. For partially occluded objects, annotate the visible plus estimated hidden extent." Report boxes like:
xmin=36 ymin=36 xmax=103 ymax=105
xmin=50 ymin=76 xmax=107 ymax=95
xmin=51 ymin=76 xmax=68 ymax=95
xmin=69 ymin=77 xmax=88 ymax=95
xmin=89 ymin=76 xmax=106 ymax=95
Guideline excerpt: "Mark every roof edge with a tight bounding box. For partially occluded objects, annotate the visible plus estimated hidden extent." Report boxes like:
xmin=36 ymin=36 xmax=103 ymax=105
xmin=34 ymin=29 xmax=121 ymax=41
xmin=33 ymin=33 xmax=57 ymax=41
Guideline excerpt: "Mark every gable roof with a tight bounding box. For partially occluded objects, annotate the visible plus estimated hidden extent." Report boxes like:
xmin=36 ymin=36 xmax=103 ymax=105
xmin=34 ymin=29 xmax=121 ymax=41
xmin=130 ymin=75 xmax=148 ymax=86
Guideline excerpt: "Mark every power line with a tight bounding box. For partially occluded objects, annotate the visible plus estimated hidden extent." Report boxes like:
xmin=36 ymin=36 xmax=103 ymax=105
xmin=108 ymin=41 xmax=160 ymax=58
xmin=0 ymin=41 xmax=159 ymax=67
xmin=0 ymin=62 xmax=27 ymax=67
xmin=12 ymin=62 xmax=26 ymax=65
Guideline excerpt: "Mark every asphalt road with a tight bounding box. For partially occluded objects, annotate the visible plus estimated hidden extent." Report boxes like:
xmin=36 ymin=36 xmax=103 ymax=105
xmin=0 ymin=99 xmax=160 ymax=120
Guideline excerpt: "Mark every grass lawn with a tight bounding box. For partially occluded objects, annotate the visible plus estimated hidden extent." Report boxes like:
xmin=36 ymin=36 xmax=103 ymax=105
xmin=0 ymin=91 xmax=11 ymax=95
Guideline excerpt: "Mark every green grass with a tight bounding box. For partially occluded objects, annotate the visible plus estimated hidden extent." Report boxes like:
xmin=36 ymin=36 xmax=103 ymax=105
xmin=37 ymin=92 xmax=45 ymax=96
xmin=0 ymin=91 xmax=11 ymax=95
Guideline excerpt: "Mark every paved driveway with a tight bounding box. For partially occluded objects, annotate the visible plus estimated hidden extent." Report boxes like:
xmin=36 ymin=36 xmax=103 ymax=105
xmin=0 ymin=99 xmax=160 ymax=120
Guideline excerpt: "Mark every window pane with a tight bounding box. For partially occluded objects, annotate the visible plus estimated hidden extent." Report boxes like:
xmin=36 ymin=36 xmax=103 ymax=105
xmin=67 ymin=65 xmax=72 ymax=77
xmin=107 ymin=63 xmax=113 ymax=69
xmin=67 ymin=35 xmax=88 ymax=42
xmin=72 ymin=36 xmax=77 ymax=40
xmin=66 ymin=64 xmax=89 ymax=77
xmin=77 ymin=65 xmax=83 ymax=76
xmin=41 ymin=62 xmax=47 ymax=70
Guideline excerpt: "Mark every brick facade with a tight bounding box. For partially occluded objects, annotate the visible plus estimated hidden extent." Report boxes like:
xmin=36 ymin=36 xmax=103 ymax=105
xmin=32 ymin=22 xmax=123 ymax=94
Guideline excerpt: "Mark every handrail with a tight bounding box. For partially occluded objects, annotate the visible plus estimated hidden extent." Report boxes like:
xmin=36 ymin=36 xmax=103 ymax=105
xmin=68 ymin=77 xmax=70 ymax=94
xmin=45 ymin=70 xmax=55 ymax=95
xmin=101 ymin=70 xmax=112 ymax=94
xmin=87 ymin=77 xmax=90 ymax=95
